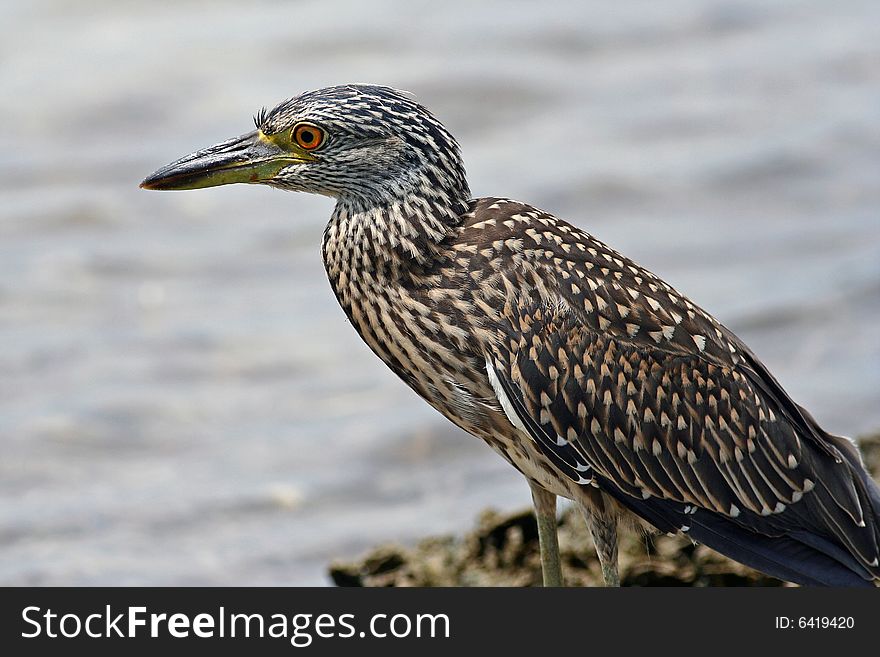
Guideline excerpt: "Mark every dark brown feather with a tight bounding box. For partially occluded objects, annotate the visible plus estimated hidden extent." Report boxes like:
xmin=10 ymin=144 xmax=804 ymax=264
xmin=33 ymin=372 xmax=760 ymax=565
xmin=460 ymin=198 xmax=880 ymax=579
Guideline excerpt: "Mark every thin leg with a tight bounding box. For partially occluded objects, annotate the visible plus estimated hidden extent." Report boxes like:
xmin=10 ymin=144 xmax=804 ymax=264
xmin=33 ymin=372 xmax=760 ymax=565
xmin=587 ymin=513 xmax=619 ymax=586
xmin=529 ymin=480 xmax=563 ymax=587
xmin=578 ymin=495 xmax=620 ymax=587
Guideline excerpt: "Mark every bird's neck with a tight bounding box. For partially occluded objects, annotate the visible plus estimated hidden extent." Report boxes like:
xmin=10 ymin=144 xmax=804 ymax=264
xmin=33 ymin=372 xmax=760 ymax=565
xmin=322 ymin=179 xmax=471 ymax=284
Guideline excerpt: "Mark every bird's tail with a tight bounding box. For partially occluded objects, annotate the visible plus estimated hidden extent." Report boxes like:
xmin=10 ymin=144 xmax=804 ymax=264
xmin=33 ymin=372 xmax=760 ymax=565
xmin=823 ymin=429 xmax=880 ymax=577
xmin=598 ymin=475 xmax=877 ymax=587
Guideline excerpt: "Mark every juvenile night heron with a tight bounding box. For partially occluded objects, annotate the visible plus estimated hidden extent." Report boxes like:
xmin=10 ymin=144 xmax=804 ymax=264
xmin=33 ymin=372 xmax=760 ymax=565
xmin=142 ymin=84 xmax=880 ymax=586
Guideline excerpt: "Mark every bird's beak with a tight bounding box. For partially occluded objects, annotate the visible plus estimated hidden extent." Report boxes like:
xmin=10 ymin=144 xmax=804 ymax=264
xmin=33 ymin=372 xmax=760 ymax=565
xmin=140 ymin=130 xmax=312 ymax=191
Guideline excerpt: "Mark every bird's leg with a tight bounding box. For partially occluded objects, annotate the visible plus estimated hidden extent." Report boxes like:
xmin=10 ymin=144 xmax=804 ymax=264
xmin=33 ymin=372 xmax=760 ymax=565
xmin=529 ymin=480 xmax=563 ymax=587
xmin=578 ymin=493 xmax=620 ymax=586
xmin=588 ymin=515 xmax=620 ymax=587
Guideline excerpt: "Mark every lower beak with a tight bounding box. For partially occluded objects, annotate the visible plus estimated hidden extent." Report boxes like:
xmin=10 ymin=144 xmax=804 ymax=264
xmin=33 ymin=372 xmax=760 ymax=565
xmin=140 ymin=130 xmax=306 ymax=191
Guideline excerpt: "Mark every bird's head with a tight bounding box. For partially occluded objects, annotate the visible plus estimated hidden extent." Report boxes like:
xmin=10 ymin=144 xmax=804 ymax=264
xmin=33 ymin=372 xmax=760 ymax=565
xmin=141 ymin=84 xmax=469 ymax=209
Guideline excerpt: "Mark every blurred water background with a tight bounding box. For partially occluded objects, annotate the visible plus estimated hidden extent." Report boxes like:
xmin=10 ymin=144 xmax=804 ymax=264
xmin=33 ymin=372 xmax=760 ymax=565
xmin=1 ymin=0 xmax=878 ymax=584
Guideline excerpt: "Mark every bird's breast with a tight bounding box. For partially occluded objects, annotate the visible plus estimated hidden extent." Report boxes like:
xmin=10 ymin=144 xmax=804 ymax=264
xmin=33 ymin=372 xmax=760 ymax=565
xmin=323 ymin=238 xmax=495 ymax=426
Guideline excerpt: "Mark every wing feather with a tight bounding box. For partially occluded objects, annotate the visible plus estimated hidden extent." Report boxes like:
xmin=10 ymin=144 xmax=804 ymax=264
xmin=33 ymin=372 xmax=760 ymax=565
xmin=460 ymin=198 xmax=880 ymax=583
xmin=487 ymin=297 xmax=880 ymax=583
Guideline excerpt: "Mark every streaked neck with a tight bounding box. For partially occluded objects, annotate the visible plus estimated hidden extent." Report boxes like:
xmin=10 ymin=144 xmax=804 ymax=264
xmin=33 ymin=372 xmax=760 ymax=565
xmin=323 ymin=172 xmax=471 ymax=275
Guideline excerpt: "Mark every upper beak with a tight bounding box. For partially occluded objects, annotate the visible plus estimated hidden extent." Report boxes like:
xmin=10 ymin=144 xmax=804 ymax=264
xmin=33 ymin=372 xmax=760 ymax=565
xmin=140 ymin=130 xmax=308 ymax=191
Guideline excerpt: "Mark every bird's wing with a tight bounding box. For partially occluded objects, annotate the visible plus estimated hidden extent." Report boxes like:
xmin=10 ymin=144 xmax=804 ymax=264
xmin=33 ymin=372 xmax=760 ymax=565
xmin=466 ymin=199 xmax=880 ymax=583
xmin=485 ymin=301 xmax=880 ymax=584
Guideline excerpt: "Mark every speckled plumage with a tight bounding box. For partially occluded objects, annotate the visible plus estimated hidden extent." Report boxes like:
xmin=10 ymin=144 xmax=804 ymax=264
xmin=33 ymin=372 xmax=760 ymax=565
xmin=143 ymin=84 xmax=880 ymax=586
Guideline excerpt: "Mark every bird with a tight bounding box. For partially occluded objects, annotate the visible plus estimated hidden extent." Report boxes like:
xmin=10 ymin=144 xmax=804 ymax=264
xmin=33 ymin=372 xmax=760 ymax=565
xmin=141 ymin=83 xmax=880 ymax=587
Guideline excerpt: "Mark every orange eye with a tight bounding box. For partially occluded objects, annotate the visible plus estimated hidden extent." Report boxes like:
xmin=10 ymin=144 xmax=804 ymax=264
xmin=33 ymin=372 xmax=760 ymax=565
xmin=292 ymin=123 xmax=325 ymax=150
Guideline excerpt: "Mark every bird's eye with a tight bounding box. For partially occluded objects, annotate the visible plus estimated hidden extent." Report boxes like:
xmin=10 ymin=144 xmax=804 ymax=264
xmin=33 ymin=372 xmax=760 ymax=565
xmin=292 ymin=123 xmax=325 ymax=150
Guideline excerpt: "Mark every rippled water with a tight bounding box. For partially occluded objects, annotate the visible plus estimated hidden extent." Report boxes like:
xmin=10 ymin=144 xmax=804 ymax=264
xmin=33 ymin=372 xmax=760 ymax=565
xmin=1 ymin=0 xmax=878 ymax=584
